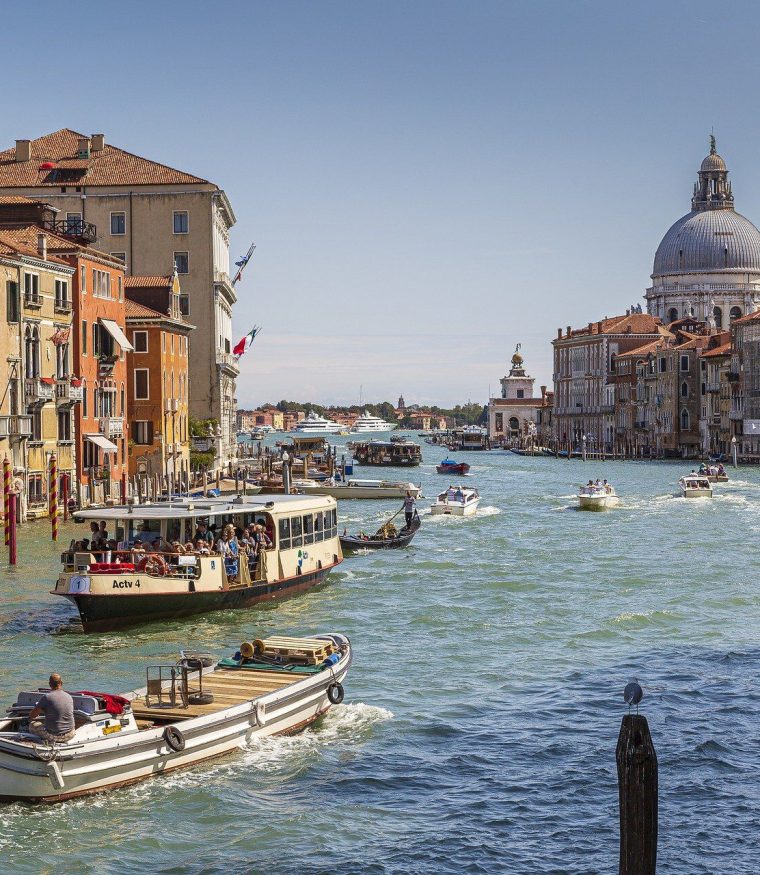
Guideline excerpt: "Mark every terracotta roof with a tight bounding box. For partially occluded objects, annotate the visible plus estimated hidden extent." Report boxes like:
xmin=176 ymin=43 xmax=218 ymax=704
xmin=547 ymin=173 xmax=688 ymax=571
xmin=0 ymin=224 xmax=121 ymax=265
xmin=732 ymin=308 xmax=760 ymax=325
xmin=0 ymin=195 xmax=39 ymax=204
xmin=490 ymin=398 xmax=547 ymax=407
xmin=0 ymin=129 xmax=209 ymax=187
xmin=615 ymin=339 xmax=668 ymax=359
xmin=700 ymin=342 xmax=732 ymax=358
xmin=124 ymin=275 xmax=173 ymax=288
xmin=125 ymin=299 xmax=165 ymax=319
xmin=563 ymin=312 xmax=664 ymax=339
xmin=0 ymin=229 xmax=71 ymax=265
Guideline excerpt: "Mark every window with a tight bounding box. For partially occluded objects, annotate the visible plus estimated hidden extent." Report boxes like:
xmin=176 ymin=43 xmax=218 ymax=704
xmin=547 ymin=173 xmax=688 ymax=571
xmin=516 ymin=389 xmax=524 ymax=399
xmin=509 ymin=416 xmax=520 ymax=433
xmin=680 ymin=355 xmax=689 ymax=372
xmin=668 ymin=308 xmax=678 ymax=324
xmin=23 ymin=272 xmax=39 ymax=304
xmin=6 ymin=280 xmax=18 ymax=322
xmin=278 ymin=518 xmax=291 ymax=550
xmin=24 ymin=325 xmax=40 ymax=377
xmin=179 ymin=295 xmax=189 ymax=316
xmin=681 ymin=381 xmax=688 ymax=398
xmin=133 ymin=421 xmax=154 ymax=444
xmin=110 ymin=212 xmax=126 ymax=235
xmin=56 ymin=342 xmax=69 ymax=379
xmin=162 ymin=332 xmax=166 ymax=353
xmin=120 ymin=385 xmax=125 ymax=416
xmin=82 ymin=381 xmax=87 ymax=417
xmin=31 ymin=410 xmax=42 ymax=442
xmin=291 ymin=515 xmax=303 ymax=548
xmin=713 ymin=306 xmax=723 ymax=329
xmin=28 ymin=473 xmax=43 ymax=502
xmin=314 ymin=513 xmax=324 ymax=542
xmin=134 ymin=369 xmax=149 ymax=400
xmin=133 ymin=331 xmax=148 ymax=353
xmin=55 ymin=279 xmax=69 ymax=309
xmin=57 ymin=410 xmax=71 ymax=442
xmin=93 ymin=269 xmax=111 ymax=298
xmin=174 ymin=252 xmax=189 ymax=274
xmin=111 ymin=252 xmax=126 ymax=264
xmin=118 ymin=275 xmax=123 ymax=302
xmin=81 ymin=265 xmax=86 ymax=294
xmin=730 ymin=306 xmax=742 ymax=322
xmin=681 ymin=409 xmax=690 ymax=430
xmin=659 ymin=357 xmax=666 ymax=373
xmin=303 ymin=513 xmax=314 ymax=545
xmin=66 ymin=212 xmax=81 ymax=233
xmin=82 ymin=320 xmax=87 ymax=355
xmin=173 ymin=211 xmax=189 ymax=234
xmin=494 ymin=412 xmax=503 ymax=432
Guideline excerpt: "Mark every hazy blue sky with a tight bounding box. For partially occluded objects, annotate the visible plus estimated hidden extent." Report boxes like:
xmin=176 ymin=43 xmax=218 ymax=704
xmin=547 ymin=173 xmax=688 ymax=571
xmin=4 ymin=1 xmax=760 ymax=406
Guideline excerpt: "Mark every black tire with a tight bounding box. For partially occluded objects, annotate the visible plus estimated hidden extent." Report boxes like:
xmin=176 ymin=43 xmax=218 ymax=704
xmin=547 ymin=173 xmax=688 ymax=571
xmin=188 ymin=692 xmax=215 ymax=706
xmin=163 ymin=725 xmax=186 ymax=752
xmin=327 ymin=682 xmax=344 ymax=705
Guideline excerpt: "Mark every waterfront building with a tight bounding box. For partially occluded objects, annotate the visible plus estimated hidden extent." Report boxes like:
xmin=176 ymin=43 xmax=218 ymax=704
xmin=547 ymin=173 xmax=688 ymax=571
xmin=125 ymin=275 xmax=192 ymax=482
xmin=729 ymin=310 xmax=760 ymax=461
xmin=488 ymin=347 xmax=553 ymax=446
xmin=646 ymin=138 xmax=760 ymax=326
xmin=700 ymin=333 xmax=732 ymax=456
xmin=0 ymin=130 xmax=238 ymax=464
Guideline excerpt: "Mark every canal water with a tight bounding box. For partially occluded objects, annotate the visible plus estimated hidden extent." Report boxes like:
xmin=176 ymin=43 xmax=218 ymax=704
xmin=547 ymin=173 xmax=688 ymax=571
xmin=0 ymin=437 xmax=758 ymax=874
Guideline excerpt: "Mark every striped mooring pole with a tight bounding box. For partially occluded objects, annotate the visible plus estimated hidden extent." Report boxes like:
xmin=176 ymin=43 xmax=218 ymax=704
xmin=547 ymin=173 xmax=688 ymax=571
xmin=3 ymin=455 xmax=10 ymax=546
xmin=50 ymin=453 xmax=58 ymax=542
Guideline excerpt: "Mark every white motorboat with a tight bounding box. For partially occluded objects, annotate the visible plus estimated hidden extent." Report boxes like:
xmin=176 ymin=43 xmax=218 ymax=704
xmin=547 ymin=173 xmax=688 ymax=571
xmin=577 ymin=483 xmax=620 ymax=510
xmin=291 ymin=412 xmax=343 ymax=435
xmin=430 ymin=486 xmax=480 ymax=516
xmin=678 ymin=475 xmax=713 ymax=498
xmin=293 ymin=478 xmax=421 ymax=500
xmin=350 ymin=411 xmax=396 ymax=433
xmin=0 ymin=635 xmax=350 ymax=802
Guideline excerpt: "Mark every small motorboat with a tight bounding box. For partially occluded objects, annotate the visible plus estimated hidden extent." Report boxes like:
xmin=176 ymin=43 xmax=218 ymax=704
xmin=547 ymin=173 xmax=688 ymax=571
xmin=340 ymin=511 xmax=421 ymax=552
xmin=698 ymin=464 xmax=728 ymax=483
xmin=678 ymin=475 xmax=713 ymax=498
xmin=436 ymin=458 xmax=470 ymax=475
xmin=577 ymin=482 xmax=620 ymax=510
xmin=430 ymin=486 xmax=480 ymax=516
xmin=0 ymin=635 xmax=350 ymax=802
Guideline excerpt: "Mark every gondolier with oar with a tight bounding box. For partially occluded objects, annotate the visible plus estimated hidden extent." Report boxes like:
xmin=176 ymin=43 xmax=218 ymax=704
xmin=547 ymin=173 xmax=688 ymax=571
xmin=403 ymin=491 xmax=416 ymax=529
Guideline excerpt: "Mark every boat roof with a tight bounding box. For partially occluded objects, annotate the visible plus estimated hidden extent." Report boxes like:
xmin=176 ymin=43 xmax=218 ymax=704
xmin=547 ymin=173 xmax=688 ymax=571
xmin=73 ymin=494 xmax=336 ymax=522
xmin=353 ymin=439 xmax=419 ymax=447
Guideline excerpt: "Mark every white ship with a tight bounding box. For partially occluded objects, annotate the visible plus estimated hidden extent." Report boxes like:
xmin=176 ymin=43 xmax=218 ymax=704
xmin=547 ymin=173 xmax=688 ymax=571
xmin=350 ymin=411 xmax=396 ymax=433
xmin=291 ymin=412 xmax=343 ymax=434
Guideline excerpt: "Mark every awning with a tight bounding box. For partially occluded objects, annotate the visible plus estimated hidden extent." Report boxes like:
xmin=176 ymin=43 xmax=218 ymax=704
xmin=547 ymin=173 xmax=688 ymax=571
xmin=84 ymin=434 xmax=118 ymax=453
xmin=99 ymin=318 xmax=133 ymax=352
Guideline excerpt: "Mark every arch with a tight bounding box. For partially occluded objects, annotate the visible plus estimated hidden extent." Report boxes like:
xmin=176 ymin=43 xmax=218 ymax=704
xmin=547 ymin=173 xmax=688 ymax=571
xmin=713 ymin=306 xmax=723 ymax=329
xmin=680 ymin=409 xmax=690 ymax=431
xmin=667 ymin=307 xmax=678 ymax=324
xmin=730 ymin=306 xmax=742 ymax=322
xmin=508 ymin=416 xmax=519 ymax=434
xmin=681 ymin=381 xmax=688 ymax=398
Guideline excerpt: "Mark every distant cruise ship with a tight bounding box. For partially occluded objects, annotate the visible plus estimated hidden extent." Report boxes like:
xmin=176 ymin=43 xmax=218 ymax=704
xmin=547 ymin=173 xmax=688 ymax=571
xmin=291 ymin=411 xmax=343 ymax=434
xmin=350 ymin=411 xmax=397 ymax=433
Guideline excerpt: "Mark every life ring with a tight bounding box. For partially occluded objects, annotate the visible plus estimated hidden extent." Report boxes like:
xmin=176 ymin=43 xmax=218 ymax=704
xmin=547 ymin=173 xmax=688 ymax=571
xmin=163 ymin=725 xmax=185 ymax=752
xmin=138 ymin=554 xmax=168 ymax=576
xmin=327 ymin=682 xmax=344 ymax=705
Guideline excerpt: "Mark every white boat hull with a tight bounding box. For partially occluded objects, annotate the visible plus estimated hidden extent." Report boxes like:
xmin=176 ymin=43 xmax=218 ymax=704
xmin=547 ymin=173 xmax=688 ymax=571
xmin=430 ymin=499 xmax=480 ymax=516
xmin=295 ymin=484 xmax=420 ymax=500
xmin=0 ymin=647 xmax=350 ymax=802
xmin=578 ymin=494 xmax=620 ymax=510
xmin=680 ymin=488 xmax=712 ymax=498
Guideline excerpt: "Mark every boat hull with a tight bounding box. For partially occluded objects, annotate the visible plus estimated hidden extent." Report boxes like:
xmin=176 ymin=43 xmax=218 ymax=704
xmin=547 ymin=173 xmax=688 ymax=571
xmin=0 ymin=654 xmax=349 ymax=803
xmin=436 ymin=464 xmax=470 ymax=475
xmin=680 ymin=488 xmax=712 ymax=498
xmin=295 ymin=485 xmax=420 ymax=499
xmin=63 ymin=566 xmax=336 ymax=633
xmin=578 ymin=495 xmax=620 ymax=510
xmin=430 ymin=500 xmax=480 ymax=516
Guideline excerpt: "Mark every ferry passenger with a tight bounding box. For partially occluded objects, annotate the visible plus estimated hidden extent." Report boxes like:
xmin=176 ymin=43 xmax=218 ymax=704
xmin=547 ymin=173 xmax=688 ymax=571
xmin=194 ymin=521 xmax=213 ymax=544
xmin=132 ymin=539 xmax=145 ymax=555
xmin=29 ymin=673 xmax=75 ymax=743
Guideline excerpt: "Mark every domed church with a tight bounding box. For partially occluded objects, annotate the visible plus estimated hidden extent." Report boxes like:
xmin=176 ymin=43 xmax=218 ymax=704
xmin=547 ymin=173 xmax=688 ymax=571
xmin=646 ymin=137 xmax=760 ymax=328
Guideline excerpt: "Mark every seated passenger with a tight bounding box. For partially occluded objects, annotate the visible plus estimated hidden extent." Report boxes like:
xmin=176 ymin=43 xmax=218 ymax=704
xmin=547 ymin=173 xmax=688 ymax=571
xmin=29 ymin=673 xmax=75 ymax=743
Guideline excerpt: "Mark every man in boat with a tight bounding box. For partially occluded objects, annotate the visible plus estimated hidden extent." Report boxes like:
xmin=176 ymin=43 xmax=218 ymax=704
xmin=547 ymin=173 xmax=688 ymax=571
xmin=194 ymin=521 xmax=214 ymax=544
xmin=28 ymin=673 xmax=76 ymax=743
xmin=403 ymin=491 xmax=416 ymax=529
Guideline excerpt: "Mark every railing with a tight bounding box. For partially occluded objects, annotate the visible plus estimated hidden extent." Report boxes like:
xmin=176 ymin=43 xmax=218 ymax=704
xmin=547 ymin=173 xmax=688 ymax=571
xmin=216 ymin=352 xmax=239 ymax=371
xmin=705 ymin=382 xmax=721 ymax=393
xmin=23 ymin=294 xmax=41 ymax=309
xmin=56 ymin=379 xmax=83 ymax=403
xmin=99 ymin=416 xmax=124 ymax=438
xmin=41 ymin=218 xmax=96 ymax=243
xmin=24 ymin=377 xmax=54 ymax=403
xmin=8 ymin=415 xmax=32 ymax=438
xmin=97 ymin=354 xmax=118 ymax=377
xmin=54 ymin=300 xmax=73 ymax=313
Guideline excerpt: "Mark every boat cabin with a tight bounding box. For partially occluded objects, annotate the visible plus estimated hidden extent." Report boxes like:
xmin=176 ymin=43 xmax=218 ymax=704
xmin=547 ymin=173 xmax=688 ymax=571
xmin=352 ymin=439 xmax=422 ymax=467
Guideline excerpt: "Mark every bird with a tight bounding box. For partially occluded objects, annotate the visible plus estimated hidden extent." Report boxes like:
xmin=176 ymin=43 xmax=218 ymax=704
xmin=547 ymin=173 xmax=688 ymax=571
xmin=623 ymin=681 xmax=643 ymax=713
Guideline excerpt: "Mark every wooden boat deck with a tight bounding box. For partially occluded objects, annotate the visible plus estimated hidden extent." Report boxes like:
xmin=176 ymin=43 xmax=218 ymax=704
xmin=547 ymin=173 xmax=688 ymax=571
xmin=130 ymin=668 xmax=302 ymax=722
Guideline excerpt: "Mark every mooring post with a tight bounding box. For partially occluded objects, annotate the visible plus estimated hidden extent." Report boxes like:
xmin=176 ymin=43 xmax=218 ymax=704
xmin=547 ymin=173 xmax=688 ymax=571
xmin=616 ymin=713 xmax=657 ymax=875
xmin=3 ymin=455 xmax=10 ymax=546
xmin=8 ymin=492 xmax=16 ymax=566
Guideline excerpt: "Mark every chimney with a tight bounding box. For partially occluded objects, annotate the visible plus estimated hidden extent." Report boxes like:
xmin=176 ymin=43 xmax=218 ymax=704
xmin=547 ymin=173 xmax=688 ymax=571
xmin=77 ymin=137 xmax=91 ymax=159
xmin=557 ymin=328 xmax=562 ymax=339
xmin=91 ymin=133 xmax=105 ymax=152
xmin=37 ymin=233 xmax=47 ymax=260
xmin=567 ymin=325 xmax=571 ymax=336
xmin=540 ymin=385 xmax=547 ymax=403
xmin=588 ymin=322 xmax=594 ymax=334
xmin=15 ymin=140 xmax=31 ymax=162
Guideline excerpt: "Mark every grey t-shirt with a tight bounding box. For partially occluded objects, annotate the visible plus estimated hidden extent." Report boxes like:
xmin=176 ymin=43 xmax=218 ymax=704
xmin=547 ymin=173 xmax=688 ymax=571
xmin=37 ymin=689 xmax=75 ymax=735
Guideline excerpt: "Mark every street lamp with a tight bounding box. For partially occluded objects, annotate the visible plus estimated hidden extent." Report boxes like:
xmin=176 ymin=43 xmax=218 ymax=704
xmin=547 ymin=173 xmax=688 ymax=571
xmin=731 ymin=435 xmax=737 ymax=469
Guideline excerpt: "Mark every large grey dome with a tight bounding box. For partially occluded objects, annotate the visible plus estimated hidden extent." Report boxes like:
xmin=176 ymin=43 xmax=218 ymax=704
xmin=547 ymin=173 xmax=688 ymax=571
xmin=652 ymin=209 xmax=760 ymax=276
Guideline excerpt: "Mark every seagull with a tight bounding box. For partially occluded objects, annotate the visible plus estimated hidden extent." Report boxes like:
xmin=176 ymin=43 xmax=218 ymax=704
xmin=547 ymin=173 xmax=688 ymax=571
xmin=624 ymin=681 xmax=643 ymax=713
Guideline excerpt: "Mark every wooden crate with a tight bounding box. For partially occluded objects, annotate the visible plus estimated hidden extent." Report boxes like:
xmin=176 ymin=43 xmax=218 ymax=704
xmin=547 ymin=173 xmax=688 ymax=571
xmin=260 ymin=635 xmax=334 ymax=665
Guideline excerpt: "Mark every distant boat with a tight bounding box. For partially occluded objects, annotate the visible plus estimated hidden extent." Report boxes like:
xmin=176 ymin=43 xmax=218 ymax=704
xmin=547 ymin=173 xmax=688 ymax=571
xmin=678 ymin=475 xmax=713 ymax=498
xmin=291 ymin=412 xmax=343 ymax=434
xmin=436 ymin=459 xmax=470 ymax=475
xmin=577 ymin=483 xmax=620 ymax=510
xmin=340 ymin=512 xmax=421 ymax=552
xmin=430 ymin=486 xmax=480 ymax=516
xmin=292 ymin=478 xmax=421 ymax=500
xmin=350 ymin=411 xmax=396 ymax=433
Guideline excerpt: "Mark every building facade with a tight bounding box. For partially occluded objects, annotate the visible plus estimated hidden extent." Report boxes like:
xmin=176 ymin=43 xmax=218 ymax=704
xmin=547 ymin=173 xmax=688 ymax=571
xmin=0 ymin=130 xmax=238 ymax=463
xmin=488 ymin=347 xmax=552 ymax=446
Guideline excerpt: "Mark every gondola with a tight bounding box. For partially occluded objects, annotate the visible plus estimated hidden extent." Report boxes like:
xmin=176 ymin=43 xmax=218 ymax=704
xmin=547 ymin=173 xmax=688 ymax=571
xmin=340 ymin=512 xmax=421 ymax=552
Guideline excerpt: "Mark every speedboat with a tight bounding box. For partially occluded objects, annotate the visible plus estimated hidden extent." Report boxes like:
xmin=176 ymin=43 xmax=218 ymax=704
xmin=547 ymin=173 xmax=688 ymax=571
xmin=577 ymin=483 xmax=620 ymax=510
xmin=698 ymin=465 xmax=729 ymax=483
xmin=293 ymin=478 xmax=421 ymax=499
xmin=678 ymin=475 xmax=713 ymax=498
xmin=436 ymin=458 xmax=470 ymax=475
xmin=430 ymin=486 xmax=480 ymax=516
xmin=0 ymin=635 xmax=350 ymax=802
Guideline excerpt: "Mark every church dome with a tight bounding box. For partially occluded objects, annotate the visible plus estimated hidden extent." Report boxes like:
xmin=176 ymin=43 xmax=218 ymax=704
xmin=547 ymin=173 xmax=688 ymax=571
xmin=700 ymin=151 xmax=727 ymax=172
xmin=652 ymin=209 xmax=760 ymax=276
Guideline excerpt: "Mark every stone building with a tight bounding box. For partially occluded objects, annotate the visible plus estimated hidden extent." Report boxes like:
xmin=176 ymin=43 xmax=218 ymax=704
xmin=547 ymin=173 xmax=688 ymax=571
xmin=488 ymin=347 xmax=552 ymax=446
xmin=0 ymin=130 xmax=238 ymax=464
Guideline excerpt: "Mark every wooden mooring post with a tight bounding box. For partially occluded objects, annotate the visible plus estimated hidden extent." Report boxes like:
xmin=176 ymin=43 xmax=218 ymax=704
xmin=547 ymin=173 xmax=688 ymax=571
xmin=616 ymin=713 xmax=657 ymax=875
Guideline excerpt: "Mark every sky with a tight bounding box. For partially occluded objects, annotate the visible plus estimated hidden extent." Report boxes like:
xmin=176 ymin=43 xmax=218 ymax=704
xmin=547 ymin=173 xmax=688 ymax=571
xmin=5 ymin=0 xmax=760 ymax=407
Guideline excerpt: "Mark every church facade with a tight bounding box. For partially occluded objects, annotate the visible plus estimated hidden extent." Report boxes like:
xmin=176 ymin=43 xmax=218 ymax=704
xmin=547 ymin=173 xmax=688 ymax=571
xmin=488 ymin=347 xmax=552 ymax=445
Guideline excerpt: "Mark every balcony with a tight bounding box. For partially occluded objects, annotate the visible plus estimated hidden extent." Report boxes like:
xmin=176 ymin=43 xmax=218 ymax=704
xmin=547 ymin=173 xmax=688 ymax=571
xmin=6 ymin=415 xmax=32 ymax=439
xmin=41 ymin=218 xmax=96 ymax=244
xmin=97 ymin=354 xmax=119 ymax=377
xmin=55 ymin=378 xmax=83 ymax=405
xmin=216 ymin=351 xmax=240 ymax=375
xmin=705 ymin=382 xmax=721 ymax=393
xmin=213 ymin=271 xmax=237 ymax=305
xmin=54 ymin=299 xmax=73 ymax=315
xmin=23 ymin=294 xmax=42 ymax=310
xmin=99 ymin=416 xmax=124 ymax=438
xmin=25 ymin=377 xmax=54 ymax=405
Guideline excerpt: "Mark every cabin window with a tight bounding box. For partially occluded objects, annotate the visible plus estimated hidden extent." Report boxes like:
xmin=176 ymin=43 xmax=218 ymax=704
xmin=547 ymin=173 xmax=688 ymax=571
xmin=314 ymin=513 xmax=324 ymax=541
xmin=291 ymin=515 xmax=303 ymax=547
xmin=330 ymin=508 xmax=338 ymax=537
xmin=303 ymin=514 xmax=314 ymax=544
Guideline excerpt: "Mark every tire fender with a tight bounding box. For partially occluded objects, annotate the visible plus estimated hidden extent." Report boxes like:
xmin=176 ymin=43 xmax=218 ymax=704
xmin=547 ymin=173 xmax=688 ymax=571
xmin=163 ymin=725 xmax=185 ymax=752
xmin=327 ymin=682 xmax=344 ymax=705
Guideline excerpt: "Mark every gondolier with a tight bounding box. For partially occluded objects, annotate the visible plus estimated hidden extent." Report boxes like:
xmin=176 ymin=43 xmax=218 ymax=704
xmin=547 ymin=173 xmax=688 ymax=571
xmin=403 ymin=491 xmax=416 ymax=528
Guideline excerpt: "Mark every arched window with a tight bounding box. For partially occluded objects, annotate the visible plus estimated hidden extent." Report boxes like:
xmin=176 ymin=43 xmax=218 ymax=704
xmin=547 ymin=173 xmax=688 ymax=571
xmin=667 ymin=308 xmax=678 ymax=324
xmin=82 ymin=379 xmax=87 ymax=418
xmin=680 ymin=409 xmax=689 ymax=431
xmin=713 ymin=306 xmax=723 ymax=329
xmin=730 ymin=306 xmax=742 ymax=322
xmin=120 ymin=384 xmax=125 ymax=416
xmin=681 ymin=381 xmax=688 ymax=398
xmin=508 ymin=416 xmax=519 ymax=434
xmin=24 ymin=325 xmax=40 ymax=377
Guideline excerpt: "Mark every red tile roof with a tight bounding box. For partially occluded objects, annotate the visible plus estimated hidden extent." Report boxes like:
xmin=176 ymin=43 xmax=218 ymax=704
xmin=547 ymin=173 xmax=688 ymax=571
xmin=0 ymin=224 xmax=120 ymax=265
xmin=700 ymin=342 xmax=732 ymax=358
xmin=0 ymin=129 xmax=209 ymax=187
xmin=124 ymin=275 xmax=173 ymax=288
xmin=563 ymin=312 xmax=665 ymax=339
xmin=732 ymin=308 xmax=760 ymax=325
xmin=0 ymin=229 xmax=71 ymax=265
xmin=615 ymin=339 xmax=668 ymax=359
xmin=125 ymin=299 xmax=165 ymax=319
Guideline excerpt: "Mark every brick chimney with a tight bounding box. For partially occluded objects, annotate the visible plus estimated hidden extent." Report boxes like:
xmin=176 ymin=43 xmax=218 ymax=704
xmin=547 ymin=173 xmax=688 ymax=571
xmin=37 ymin=233 xmax=47 ymax=260
xmin=540 ymin=385 xmax=547 ymax=403
xmin=77 ymin=137 xmax=91 ymax=159
xmin=567 ymin=325 xmax=572 ymax=336
xmin=91 ymin=133 xmax=105 ymax=152
xmin=557 ymin=328 xmax=562 ymax=339
xmin=15 ymin=140 xmax=31 ymax=162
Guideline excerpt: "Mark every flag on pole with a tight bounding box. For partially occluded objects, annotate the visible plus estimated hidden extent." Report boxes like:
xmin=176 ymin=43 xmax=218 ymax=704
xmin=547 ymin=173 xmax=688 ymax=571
xmin=233 ymin=326 xmax=261 ymax=358
xmin=232 ymin=243 xmax=256 ymax=286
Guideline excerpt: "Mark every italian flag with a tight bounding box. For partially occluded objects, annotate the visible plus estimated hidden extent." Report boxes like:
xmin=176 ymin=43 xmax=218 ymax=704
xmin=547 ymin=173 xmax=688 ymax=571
xmin=233 ymin=326 xmax=261 ymax=358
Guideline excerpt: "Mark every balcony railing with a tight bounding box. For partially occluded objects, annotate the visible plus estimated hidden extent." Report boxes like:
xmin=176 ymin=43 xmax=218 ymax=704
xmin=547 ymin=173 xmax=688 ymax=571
xmin=56 ymin=379 xmax=83 ymax=404
xmin=705 ymin=382 xmax=721 ymax=393
xmin=54 ymin=300 xmax=73 ymax=314
xmin=41 ymin=218 xmax=96 ymax=244
xmin=97 ymin=354 xmax=119 ymax=377
xmin=5 ymin=415 xmax=32 ymax=438
xmin=23 ymin=294 xmax=42 ymax=309
xmin=216 ymin=351 xmax=240 ymax=372
xmin=25 ymin=377 xmax=54 ymax=404
xmin=99 ymin=416 xmax=124 ymax=438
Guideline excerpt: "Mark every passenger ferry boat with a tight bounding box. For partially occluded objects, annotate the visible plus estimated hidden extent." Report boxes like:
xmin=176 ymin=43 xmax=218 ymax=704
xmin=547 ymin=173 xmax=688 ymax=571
xmin=430 ymin=486 xmax=480 ymax=516
xmin=290 ymin=412 xmax=343 ymax=434
xmin=350 ymin=411 xmax=396 ymax=433
xmin=351 ymin=438 xmax=422 ymax=467
xmin=53 ymin=495 xmax=343 ymax=632
xmin=0 ymin=634 xmax=351 ymax=802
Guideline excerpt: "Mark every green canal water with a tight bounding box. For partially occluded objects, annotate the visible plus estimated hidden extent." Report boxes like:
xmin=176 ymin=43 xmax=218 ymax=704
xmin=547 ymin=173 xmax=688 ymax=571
xmin=0 ymin=437 xmax=758 ymax=873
